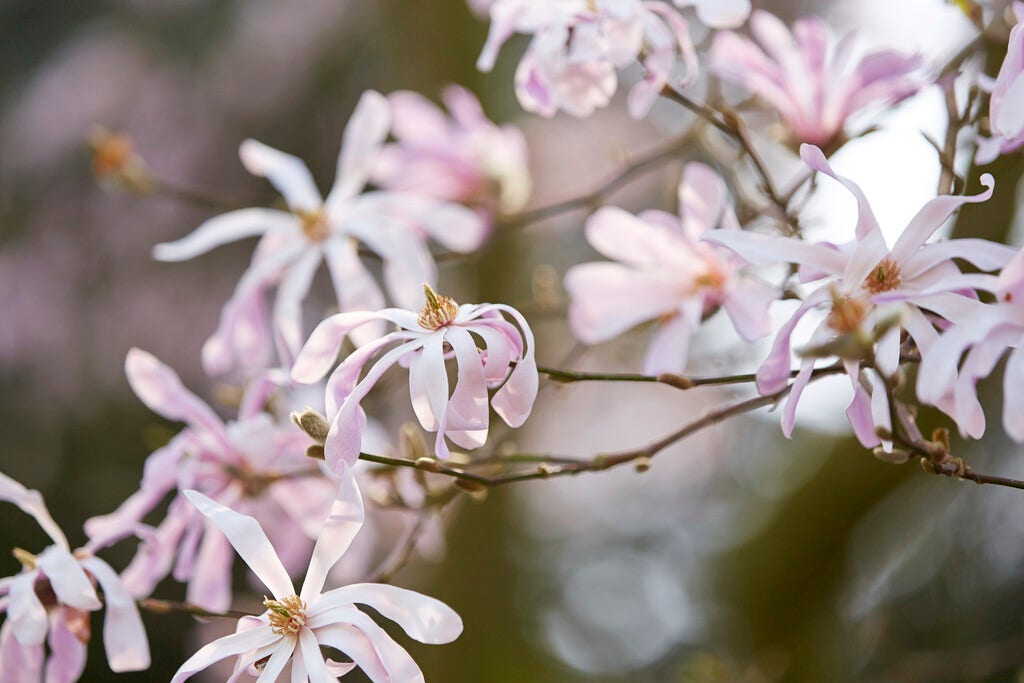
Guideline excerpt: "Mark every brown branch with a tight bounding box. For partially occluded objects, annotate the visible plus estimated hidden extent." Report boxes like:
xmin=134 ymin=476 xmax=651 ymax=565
xmin=138 ymin=598 xmax=252 ymax=620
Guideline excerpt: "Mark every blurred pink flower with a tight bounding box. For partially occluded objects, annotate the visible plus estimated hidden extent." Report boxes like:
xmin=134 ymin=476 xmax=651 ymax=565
xmin=172 ymin=480 xmax=461 ymax=682
xmin=84 ymin=349 xmax=338 ymax=613
xmin=976 ymin=3 xmax=1024 ymax=163
xmin=153 ymin=91 xmax=488 ymax=376
xmin=710 ymin=10 xmax=923 ymax=147
xmin=564 ymin=162 xmax=775 ymax=375
xmin=373 ymin=85 xmax=532 ymax=215
xmin=476 ymin=0 xmax=747 ymax=119
xmin=0 ymin=473 xmax=150 ymax=680
xmin=917 ymin=248 xmax=1024 ymax=440
xmin=292 ymin=287 xmax=538 ymax=470
xmin=705 ymin=145 xmax=1012 ymax=446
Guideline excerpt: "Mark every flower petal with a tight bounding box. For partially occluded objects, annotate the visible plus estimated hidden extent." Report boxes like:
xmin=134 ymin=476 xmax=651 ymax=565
xmin=79 ymin=557 xmax=150 ymax=672
xmin=300 ymin=471 xmax=365 ymax=603
xmin=315 ymin=584 xmax=462 ymax=645
xmin=273 ymin=248 xmax=322 ymax=359
xmin=253 ymin=639 xmax=294 ymax=683
xmin=8 ymin=573 xmax=48 ymax=647
xmin=239 ymin=140 xmax=322 ymax=213
xmin=35 ymin=547 xmax=100 ymax=612
xmin=484 ymin=305 xmax=538 ymax=428
xmin=889 ymin=175 xmax=995 ymax=265
xmin=43 ymin=608 xmax=87 ymax=683
xmin=800 ymin=144 xmax=882 ymax=241
xmin=291 ymin=311 xmax=397 ymax=384
xmin=171 ymin=627 xmax=280 ymax=683
xmin=182 ymin=491 xmax=294 ymax=599
xmin=0 ymin=618 xmax=44 ymax=683
xmin=152 ymin=208 xmax=291 ymax=262
xmin=322 ymin=238 xmax=388 ymax=347
xmin=312 ymin=622 xmax=388 ymax=683
xmin=0 ymin=473 xmax=68 ymax=550
xmin=327 ymin=90 xmax=391 ymax=206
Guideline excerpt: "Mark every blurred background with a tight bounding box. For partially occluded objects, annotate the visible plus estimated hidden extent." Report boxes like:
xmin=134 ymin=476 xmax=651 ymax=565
xmin=3 ymin=0 xmax=1024 ymax=681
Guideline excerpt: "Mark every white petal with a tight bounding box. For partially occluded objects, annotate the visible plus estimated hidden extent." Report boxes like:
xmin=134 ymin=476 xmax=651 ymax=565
xmin=300 ymin=471 xmax=365 ymax=602
xmin=152 ymin=208 xmax=291 ymax=262
xmin=313 ymin=584 xmax=462 ymax=644
xmin=35 ymin=547 xmax=100 ymax=612
xmin=79 ymin=557 xmax=150 ymax=672
xmin=0 ymin=474 xmax=68 ymax=550
xmin=327 ymin=90 xmax=391 ymax=207
xmin=171 ymin=627 xmax=280 ymax=683
xmin=240 ymin=140 xmax=323 ymax=213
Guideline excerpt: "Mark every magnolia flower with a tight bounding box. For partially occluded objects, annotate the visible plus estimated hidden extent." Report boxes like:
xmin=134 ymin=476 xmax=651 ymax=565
xmin=291 ymin=287 xmax=538 ymax=471
xmin=704 ymin=145 xmax=1014 ymax=446
xmin=476 ymin=0 xmax=748 ymax=119
xmin=710 ymin=10 xmax=923 ymax=147
xmin=172 ymin=476 xmax=462 ymax=682
xmin=917 ymin=248 xmax=1024 ymax=440
xmin=976 ymin=3 xmax=1024 ymax=163
xmin=0 ymin=473 xmax=150 ymax=681
xmin=372 ymin=85 xmax=532 ymax=215
xmin=152 ymin=90 xmax=488 ymax=375
xmin=564 ymin=162 xmax=775 ymax=374
xmin=84 ymin=349 xmax=338 ymax=612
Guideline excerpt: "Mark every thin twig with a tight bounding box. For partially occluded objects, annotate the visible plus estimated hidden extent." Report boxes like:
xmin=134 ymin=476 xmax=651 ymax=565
xmin=138 ymin=598 xmax=251 ymax=620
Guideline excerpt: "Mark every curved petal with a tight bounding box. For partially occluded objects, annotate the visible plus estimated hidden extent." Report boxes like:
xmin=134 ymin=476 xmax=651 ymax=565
xmin=322 ymin=238 xmax=388 ymax=347
xmin=756 ymin=287 xmax=831 ymax=394
xmin=273 ymin=248 xmax=322 ymax=359
xmin=483 ymin=305 xmax=538 ymax=428
xmin=0 ymin=618 xmax=43 ymax=683
xmin=889 ymin=175 xmax=995 ymax=265
xmin=408 ymin=333 xmax=450 ymax=433
xmin=312 ymin=622 xmax=388 ymax=683
xmin=79 ymin=557 xmax=150 ymax=672
xmin=800 ymin=144 xmax=882 ymax=241
xmin=181 ymin=491 xmax=294 ymax=600
xmin=904 ymin=239 xmax=1018 ymax=278
xmin=125 ymin=348 xmax=226 ymax=443
xmin=43 ymin=609 xmax=87 ymax=683
xmin=780 ymin=361 xmax=815 ymax=438
xmin=315 ymin=584 xmax=462 ymax=644
xmin=444 ymin=327 xmax=491 ymax=448
xmin=8 ymin=573 xmax=48 ymax=647
xmin=253 ymin=640 xmax=294 ymax=683
xmin=300 ymin=471 xmax=365 ymax=603
xmin=298 ymin=628 xmax=336 ymax=683
xmin=170 ymin=627 xmax=280 ymax=683
xmin=153 ymin=208 xmax=292 ymax=262
xmin=0 ymin=473 xmax=68 ymax=550
xmin=291 ymin=311 xmax=398 ymax=384
xmin=35 ymin=547 xmax=100 ymax=612
xmin=239 ymin=140 xmax=322 ymax=213
xmin=345 ymin=611 xmax=425 ymax=683
xmin=701 ymin=229 xmax=846 ymax=274
xmin=327 ymin=90 xmax=391 ymax=206
xmin=1004 ymin=347 xmax=1024 ymax=441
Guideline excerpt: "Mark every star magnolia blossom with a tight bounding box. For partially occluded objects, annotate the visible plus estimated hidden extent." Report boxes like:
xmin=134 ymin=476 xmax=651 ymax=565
xmin=917 ymin=248 xmax=1024 ymax=440
xmin=372 ymin=85 xmax=532 ymax=215
xmin=476 ymin=0 xmax=750 ymax=119
xmin=710 ymin=10 xmax=923 ymax=147
xmin=976 ymin=3 xmax=1024 ymax=163
xmin=704 ymin=145 xmax=1015 ymax=446
xmin=84 ymin=349 xmax=337 ymax=613
xmin=172 ymin=476 xmax=462 ymax=682
xmin=291 ymin=287 xmax=538 ymax=471
xmin=152 ymin=90 xmax=488 ymax=375
xmin=0 ymin=473 xmax=150 ymax=681
xmin=564 ymin=162 xmax=775 ymax=374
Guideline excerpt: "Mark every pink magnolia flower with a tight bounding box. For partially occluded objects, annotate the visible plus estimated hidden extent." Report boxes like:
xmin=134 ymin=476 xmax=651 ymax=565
xmin=710 ymin=10 xmax=923 ymax=147
xmin=704 ymin=145 xmax=1014 ymax=447
xmin=172 ymin=477 xmax=462 ymax=682
xmin=372 ymin=85 xmax=532 ymax=215
xmin=564 ymin=162 xmax=775 ymax=374
xmin=917 ymin=248 xmax=1024 ymax=440
xmin=976 ymin=3 xmax=1024 ymax=163
xmin=291 ymin=287 xmax=538 ymax=471
xmin=476 ymin=0 xmax=748 ymax=119
xmin=152 ymin=90 xmax=488 ymax=375
xmin=0 ymin=473 xmax=150 ymax=681
xmin=84 ymin=349 xmax=338 ymax=613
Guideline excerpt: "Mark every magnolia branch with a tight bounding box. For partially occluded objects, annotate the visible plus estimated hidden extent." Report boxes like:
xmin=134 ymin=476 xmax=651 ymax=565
xmin=138 ymin=598 xmax=251 ymax=620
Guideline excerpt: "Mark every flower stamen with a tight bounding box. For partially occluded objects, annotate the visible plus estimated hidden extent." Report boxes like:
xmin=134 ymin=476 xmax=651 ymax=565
xmin=862 ymin=257 xmax=902 ymax=295
xmin=263 ymin=595 xmax=307 ymax=637
xmin=418 ymin=284 xmax=459 ymax=330
xmin=827 ymin=296 xmax=869 ymax=334
xmin=296 ymin=208 xmax=330 ymax=243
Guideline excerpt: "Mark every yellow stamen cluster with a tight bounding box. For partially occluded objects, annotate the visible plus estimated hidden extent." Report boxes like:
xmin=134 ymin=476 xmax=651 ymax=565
xmin=296 ymin=208 xmax=330 ymax=243
xmin=418 ymin=284 xmax=459 ymax=330
xmin=862 ymin=257 xmax=902 ymax=295
xmin=827 ymin=296 xmax=869 ymax=334
xmin=264 ymin=595 xmax=307 ymax=637
xmin=12 ymin=547 xmax=37 ymax=570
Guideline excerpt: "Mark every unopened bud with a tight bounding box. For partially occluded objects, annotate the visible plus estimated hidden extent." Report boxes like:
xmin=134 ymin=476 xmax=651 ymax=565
xmin=89 ymin=126 xmax=153 ymax=194
xmin=453 ymin=478 xmax=488 ymax=494
xmin=305 ymin=444 xmax=325 ymax=460
xmin=537 ymin=463 xmax=554 ymax=478
xmin=920 ymin=457 xmax=938 ymax=474
xmin=415 ymin=456 xmax=443 ymax=473
xmin=290 ymin=408 xmax=330 ymax=444
xmin=873 ymin=447 xmax=910 ymax=465
xmin=931 ymin=427 xmax=951 ymax=452
xmin=634 ymin=456 xmax=652 ymax=472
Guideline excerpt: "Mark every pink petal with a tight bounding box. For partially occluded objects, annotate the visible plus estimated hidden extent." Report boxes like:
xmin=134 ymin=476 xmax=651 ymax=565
xmin=904 ymin=239 xmax=1017 ymax=278
xmin=8 ymin=573 xmax=47 ymax=647
xmin=319 ymin=584 xmax=462 ymax=644
xmin=311 ymin=623 xmax=388 ymax=683
xmin=701 ymin=229 xmax=845 ymax=274
xmin=182 ymin=491 xmax=295 ymax=599
xmin=565 ymin=263 xmax=683 ymax=343
xmin=125 ymin=349 xmax=227 ymax=444
xmin=780 ymin=361 xmax=815 ymax=438
xmin=800 ymin=144 xmax=882 ymax=241
xmin=170 ymin=626 xmax=279 ymax=683
xmin=387 ymin=90 xmax=450 ymax=144
xmin=327 ymin=90 xmax=391 ymax=206
xmin=152 ymin=208 xmax=291 ymax=262
xmin=888 ymin=175 xmax=995 ymax=265
xmin=678 ymin=163 xmax=729 ymax=238
xmin=239 ymin=140 xmax=322 ymax=213
xmin=79 ymin=557 xmax=150 ymax=672
xmin=35 ymin=547 xmax=99 ymax=612
xmin=721 ymin=278 xmax=776 ymax=342
xmin=273 ymin=248 xmax=322 ymax=359
xmin=184 ymin=522 xmax=233 ymax=613
xmin=0 ymin=618 xmax=44 ymax=683
xmin=291 ymin=311 xmax=396 ymax=384
xmin=642 ymin=304 xmax=696 ymax=375
xmin=756 ymin=287 xmax=831 ymax=394
xmin=43 ymin=609 xmax=87 ymax=683
xmin=1004 ymin=347 xmax=1024 ymax=441
xmin=584 ymin=206 xmax=682 ymax=267
xmin=322 ymin=238 xmax=388 ymax=347
xmin=0 ymin=473 xmax=68 ymax=550
xmin=484 ymin=305 xmax=538 ymax=428
xmin=444 ymin=328 xmax=491 ymax=449
xmin=299 ymin=472 xmax=364 ymax=602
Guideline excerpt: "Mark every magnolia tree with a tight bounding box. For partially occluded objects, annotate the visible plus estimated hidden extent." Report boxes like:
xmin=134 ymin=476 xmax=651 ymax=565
xmin=5 ymin=0 xmax=1024 ymax=680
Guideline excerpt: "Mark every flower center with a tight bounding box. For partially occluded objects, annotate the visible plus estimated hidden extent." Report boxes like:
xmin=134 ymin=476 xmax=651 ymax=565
xmin=296 ymin=208 xmax=330 ymax=243
xmin=418 ymin=284 xmax=459 ymax=330
xmin=862 ymin=257 xmax=902 ymax=295
xmin=264 ymin=595 xmax=307 ymax=637
xmin=827 ymin=296 xmax=869 ymax=334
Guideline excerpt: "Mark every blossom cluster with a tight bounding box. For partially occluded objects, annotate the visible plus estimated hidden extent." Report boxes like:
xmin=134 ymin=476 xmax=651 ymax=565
xmin=6 ymin=0 xmax=1024 ymax=680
